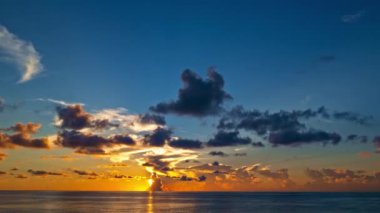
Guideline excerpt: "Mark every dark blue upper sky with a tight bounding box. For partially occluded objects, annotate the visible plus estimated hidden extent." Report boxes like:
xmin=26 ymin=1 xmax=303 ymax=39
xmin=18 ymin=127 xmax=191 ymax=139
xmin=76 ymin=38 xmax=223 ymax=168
xmin=0 ymin=0 xmax=379 ymax=139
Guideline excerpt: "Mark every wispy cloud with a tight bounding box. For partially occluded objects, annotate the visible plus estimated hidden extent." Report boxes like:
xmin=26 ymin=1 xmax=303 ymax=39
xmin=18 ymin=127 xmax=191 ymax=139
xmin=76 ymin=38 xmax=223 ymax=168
xmin=341 ymin=10 xmax=366 ymax=23
xmin=0 ymin=25 xmax=43 ymax=83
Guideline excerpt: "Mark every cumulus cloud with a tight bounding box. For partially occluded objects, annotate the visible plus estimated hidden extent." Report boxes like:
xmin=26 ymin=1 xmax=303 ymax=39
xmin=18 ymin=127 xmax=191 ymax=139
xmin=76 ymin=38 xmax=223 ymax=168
xmin=0 ymin=122 xmax=51 ymax=149
xmin=208 ymin=151 xmax=228 ymax=157
xmin=143 ymin=128 xmax=172 ymax=147
xmin=72 ymin=169 xmax=98 ymax=176
xmin=169 ymin=138 xmax=203 ymax=149
xmin=269 ymin=130 xmax=341 ymax=147
xmin=305 ymin=168 xmax=380 ymax=191
xmin=218 ymin=106 xmax=371 ymax=136
xmin=150 ymin=68 xmax=232 ymax=117
xmin=0 ymin=25 xmax=43 ymax=83
xmin=373 ymin=136 xmax=380 ymax=153
xmin=57 ymin=130 xmax=135 ymax=154
xmin=139 ymin=113 xmax=166 ymax=126
xmin=207 ymin=131 xmax=251 ymax=147
xmin=27 ymin=169 xmax=63 ymax=176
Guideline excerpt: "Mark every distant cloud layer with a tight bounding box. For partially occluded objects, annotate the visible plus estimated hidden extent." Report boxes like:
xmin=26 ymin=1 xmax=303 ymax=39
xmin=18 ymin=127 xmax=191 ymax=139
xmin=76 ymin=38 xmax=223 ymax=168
xmin=0 ymin=25 xmax=43 ymax=83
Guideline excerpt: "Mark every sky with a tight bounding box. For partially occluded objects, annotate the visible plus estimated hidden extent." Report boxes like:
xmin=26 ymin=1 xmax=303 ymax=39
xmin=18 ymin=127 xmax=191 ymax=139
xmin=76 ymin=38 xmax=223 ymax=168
xmin=0 ymin=0 xmax=379 ymax=191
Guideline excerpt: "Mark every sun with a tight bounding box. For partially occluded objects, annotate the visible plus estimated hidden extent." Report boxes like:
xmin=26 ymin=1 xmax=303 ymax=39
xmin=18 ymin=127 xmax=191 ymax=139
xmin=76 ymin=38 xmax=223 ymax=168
xmin=148 ymin=179 xmax=153 ymax=187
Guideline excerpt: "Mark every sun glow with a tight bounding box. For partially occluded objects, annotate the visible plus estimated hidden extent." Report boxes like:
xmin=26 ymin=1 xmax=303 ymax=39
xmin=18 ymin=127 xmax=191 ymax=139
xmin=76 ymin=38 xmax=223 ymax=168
xmin=148 ymin=179 xmax=153 ymax=187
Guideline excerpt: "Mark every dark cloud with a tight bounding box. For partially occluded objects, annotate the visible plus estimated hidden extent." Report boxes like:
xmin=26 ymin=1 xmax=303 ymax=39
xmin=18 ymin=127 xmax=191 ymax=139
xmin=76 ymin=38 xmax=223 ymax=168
xmin=305 ymin=168 xmax=380 ymax=190
xmin=252 ymin=141 xmax=265 ymax=147
xmin=139 ymin=113 xmax=166 ymax=125
xmin=0 ymin=171 xmax=6 ymax=175
xmin=150 ymin=69 xmax=232 ymax=117
xmin=176 ymin=175 xmax=207 ymax=182
xmin=0 ymin=98 xmax=5 ymax=112
xmin=209 ymin=151 xmax=228 ymax=157
xmin=169 ymin=138 xmax=203 ymax=149
xmin=112 ymin=174 xmax=128 ymax=179
xmin=332 ymin=111 xmax=373 ymax=125
xmin=56 ymin=105 xmax=117 ymax=130
xmin=207 ymin=131 xmax=251 ymax=147
xmin=27 ymin=169 xmax=63 ymax=176
xmin=56 ymin=105 xmax=92 ymax=130
xmin=234 ymin=152 xmax=247 ymax=157
xmin=142 ymin=155 xmax=174 ymax=174
xmin=218 ymin=106 xmax=372 ymax=136
xmin=198 ymin=175 xmax=207 ymax=182
xmin=72 ymin=170 xmax=98 ymax=176
xmin=143 ymin=127 xmax=172 ymax=147
xmin=15 ymin=174 xmax=27 ymax=179
xmin=373 ymin=136 xmax=380 ymax=153
xmin=57 ymin=130 xmax=135 ymax=154
xmin=269 ymin=130 xmax=341 ymax=147
xmin=346 ymin=134 xmax=368 ymax=143
xmin=0 ymin=123 xmax=50 ymax=149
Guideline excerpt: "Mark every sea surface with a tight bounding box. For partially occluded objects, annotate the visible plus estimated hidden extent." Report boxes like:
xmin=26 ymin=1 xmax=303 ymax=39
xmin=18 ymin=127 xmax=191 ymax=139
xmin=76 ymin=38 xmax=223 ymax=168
xmin=0 ymin=191 xmax=379 ymax=212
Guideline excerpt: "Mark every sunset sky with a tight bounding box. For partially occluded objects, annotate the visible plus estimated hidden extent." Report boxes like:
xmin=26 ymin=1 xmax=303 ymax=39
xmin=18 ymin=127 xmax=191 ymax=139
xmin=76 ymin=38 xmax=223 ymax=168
xmin=0 ymin=0 xmax=380 ymax=191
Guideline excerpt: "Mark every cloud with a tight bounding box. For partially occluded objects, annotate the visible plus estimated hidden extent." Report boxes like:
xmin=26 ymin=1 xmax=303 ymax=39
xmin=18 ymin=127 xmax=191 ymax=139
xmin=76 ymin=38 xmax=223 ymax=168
xmin=139 ymin=113 xmax=166 ymax=126
xmin=341 ymin=10 xmax=366 ymax=23
xmin=15 ymin=174 xmax=27 ymax=179
xmin=143 ymin=127 xmax=172 ymax=147
xmin=0 ymin=98 xmax=4 ymax=112
xmin=0 ymin=98 xmax=18 ymax=113
xmin=91 ymin=107 xmax=165 ymax=133
xmin=234 ymin=152 xmax=247 ymax=157
xmin=373 ymin=136 xmax=380 ymax=153
xmin=252 ymin=141 xmax=265 ymax=147
xmin=57 ymin=130 xmax=135 ymax=154
xmin=72 ymin=169 xmax=98 ymax=176
xmin=27 ymin=169 xmax=63 ymax=176
xmin=55 ymin=105 xmax=95 ymax=130
xmin=346 ymin=134 xmax=368 ymax=143
xmin=268 ymin=130 xmax=341 ymax=147
xmin=207 ymin=131 xmax=251 ymax=147
xmin=150 ymin=68 xmax=232 ymax=117
xmin=36 ymin=98 xmax=84 ymax=107
xmin=169 ymin=138 xmax=203 ymax=149
xmin=0 ymin=25 xmax=43 ymax=83
xmin=305 ymin=168 xmax=380 ymax=191
xmin=218 ymin=106 xmax=371 ymax=136
xmin=0 ymin=122 xmax=51 ymax=149
xmin=208 ymin=151 xmax=228 ymax=157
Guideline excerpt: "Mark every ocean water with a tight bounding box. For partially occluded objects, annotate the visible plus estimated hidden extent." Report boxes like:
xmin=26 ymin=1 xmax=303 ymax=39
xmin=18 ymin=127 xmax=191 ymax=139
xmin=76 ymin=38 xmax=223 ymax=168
xmin=0 ymin=191 xmax=379 ymax=212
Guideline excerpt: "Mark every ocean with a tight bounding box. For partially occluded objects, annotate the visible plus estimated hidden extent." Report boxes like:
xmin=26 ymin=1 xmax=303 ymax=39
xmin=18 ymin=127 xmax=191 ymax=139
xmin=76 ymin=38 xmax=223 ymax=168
xmin=0 ymin=191 xmax=379 ymax=212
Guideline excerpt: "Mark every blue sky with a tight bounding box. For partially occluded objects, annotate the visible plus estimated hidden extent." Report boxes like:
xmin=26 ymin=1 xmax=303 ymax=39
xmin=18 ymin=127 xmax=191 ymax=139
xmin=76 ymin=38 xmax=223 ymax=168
xmin=0 ymin=0 xmax=379 ymax=191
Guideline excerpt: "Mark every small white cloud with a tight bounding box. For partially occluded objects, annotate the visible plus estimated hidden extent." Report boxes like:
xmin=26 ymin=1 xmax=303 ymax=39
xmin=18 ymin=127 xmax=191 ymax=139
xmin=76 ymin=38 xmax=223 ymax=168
xmin=0 ymin=25 xmax=43 ymax=83
xmin=341 ymin=10 xmax=366 ymax=23
xmin=36 ymin=98 xmax=84 ymax=106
